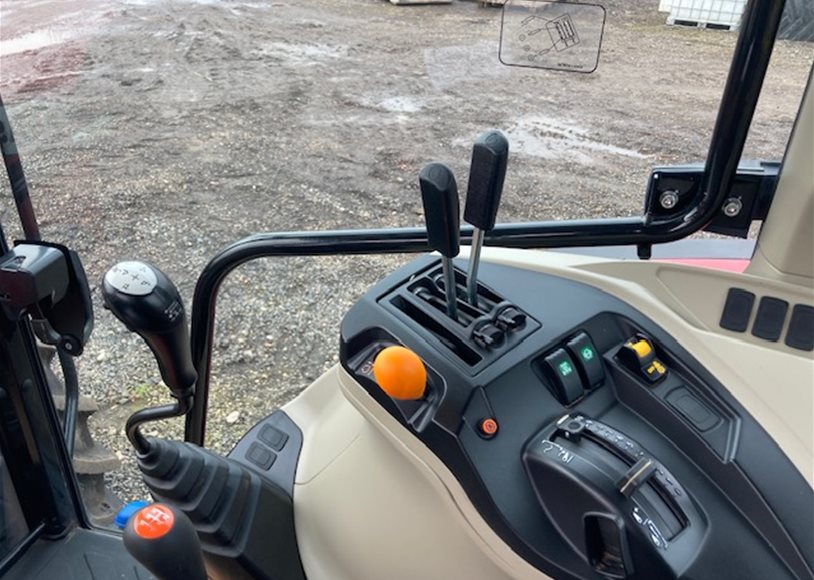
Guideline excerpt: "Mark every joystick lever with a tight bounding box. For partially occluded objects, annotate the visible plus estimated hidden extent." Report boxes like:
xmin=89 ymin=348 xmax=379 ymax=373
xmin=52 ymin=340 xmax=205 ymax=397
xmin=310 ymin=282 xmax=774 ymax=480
xmin=464 ymin=130 xmax=509 ymax=306
xmin=419 ymin=162 xmax=461 ymax=320
xmin=102 ymin=261 xmax=197 ymax=454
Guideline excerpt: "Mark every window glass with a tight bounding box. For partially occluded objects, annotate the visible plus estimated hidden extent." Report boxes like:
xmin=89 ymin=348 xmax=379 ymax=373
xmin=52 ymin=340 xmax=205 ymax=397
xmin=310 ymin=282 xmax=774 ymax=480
xmin=0 ymin=0 xmax=811 ymax=514
xmin=0 ymin=450 xmax=28 ymax=560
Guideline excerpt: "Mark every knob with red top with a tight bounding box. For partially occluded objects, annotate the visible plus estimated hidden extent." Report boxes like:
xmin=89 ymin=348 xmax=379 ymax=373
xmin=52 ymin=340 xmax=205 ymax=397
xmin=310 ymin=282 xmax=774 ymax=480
xmin=123 ymin=503 xmax=207 ymax=580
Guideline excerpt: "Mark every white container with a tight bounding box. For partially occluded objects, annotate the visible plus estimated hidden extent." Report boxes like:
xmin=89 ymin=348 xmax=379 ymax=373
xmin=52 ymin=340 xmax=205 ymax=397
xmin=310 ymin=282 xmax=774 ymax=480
xmin=668 ymin=0 xmax=747 ymax=29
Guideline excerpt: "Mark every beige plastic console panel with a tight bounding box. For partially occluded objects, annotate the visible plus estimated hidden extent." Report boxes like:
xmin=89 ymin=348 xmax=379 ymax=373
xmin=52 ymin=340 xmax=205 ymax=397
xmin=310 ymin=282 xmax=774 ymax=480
xmin=748 ymin=68 xmax=814 ymax=285
xmin=283 ymin=368 xmax=553 ymax=580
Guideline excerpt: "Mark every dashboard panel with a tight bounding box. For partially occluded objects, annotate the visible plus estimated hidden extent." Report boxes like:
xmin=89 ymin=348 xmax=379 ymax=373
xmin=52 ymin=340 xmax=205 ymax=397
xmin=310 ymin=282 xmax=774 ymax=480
xmin=338 ymin=255 xmax=813 ymax=580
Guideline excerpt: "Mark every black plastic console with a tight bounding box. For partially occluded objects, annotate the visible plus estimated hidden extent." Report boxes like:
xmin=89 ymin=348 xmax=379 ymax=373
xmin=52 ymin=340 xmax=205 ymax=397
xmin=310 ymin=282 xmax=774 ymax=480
xmin=339 ymin=255 xmax=814 ymax=580
xmin=137 ymin=411 xmax=305 ymax=580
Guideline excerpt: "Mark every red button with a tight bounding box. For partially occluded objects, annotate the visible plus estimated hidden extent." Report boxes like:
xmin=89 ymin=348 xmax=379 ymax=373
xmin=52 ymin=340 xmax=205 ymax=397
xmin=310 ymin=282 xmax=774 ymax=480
xmin=479 ymin=418 xmax=499 ymax=438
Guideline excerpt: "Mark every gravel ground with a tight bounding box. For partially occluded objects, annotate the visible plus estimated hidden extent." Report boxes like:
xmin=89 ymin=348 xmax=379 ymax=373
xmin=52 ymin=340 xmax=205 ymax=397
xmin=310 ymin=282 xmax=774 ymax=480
xmin=1 ymin=0 xmax=812 ymax=505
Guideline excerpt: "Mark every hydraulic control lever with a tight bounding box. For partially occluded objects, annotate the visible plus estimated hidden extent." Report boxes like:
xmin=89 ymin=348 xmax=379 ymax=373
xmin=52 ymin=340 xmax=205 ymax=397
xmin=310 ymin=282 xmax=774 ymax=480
xmin=419 ymin=162 xmax=461 ymax=320
xmin=102 ymin=261 xmax=197 ymax=454
xmin=464 ymin=130 xmax=509 ymax=306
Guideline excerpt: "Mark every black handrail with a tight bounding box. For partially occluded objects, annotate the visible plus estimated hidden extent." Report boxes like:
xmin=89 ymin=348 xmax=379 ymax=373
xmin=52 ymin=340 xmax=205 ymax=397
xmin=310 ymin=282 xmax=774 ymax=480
xmin=185 ymin=0 xmax=786 ymax=444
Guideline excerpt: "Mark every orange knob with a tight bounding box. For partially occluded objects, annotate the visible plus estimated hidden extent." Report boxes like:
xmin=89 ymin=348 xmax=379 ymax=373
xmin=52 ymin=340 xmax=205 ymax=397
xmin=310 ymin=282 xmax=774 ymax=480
xmin=373 ymin=346 xmax=427 ymax=400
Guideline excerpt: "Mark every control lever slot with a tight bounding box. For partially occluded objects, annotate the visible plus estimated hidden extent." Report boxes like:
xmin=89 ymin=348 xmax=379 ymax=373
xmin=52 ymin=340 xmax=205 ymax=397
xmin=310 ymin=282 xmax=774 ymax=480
xmin=524 ymin=415 xmax=703 ymax=578
xmin=390 ymin=294 xmax=482 ymax=366
xmin=381 ymin=261 xmax=540 ymax=372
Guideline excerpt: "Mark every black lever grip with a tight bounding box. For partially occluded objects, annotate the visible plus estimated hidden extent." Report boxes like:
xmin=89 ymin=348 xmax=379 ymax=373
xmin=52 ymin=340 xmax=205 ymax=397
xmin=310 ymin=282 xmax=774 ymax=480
xmin=102 ymin=261 xmax=197 ymax=398
xmin=419 ymin=162 xmax=460 ymax=258
xmin=464 ymin=130 xmax=509 ymax=231
xmin=123 ymin=503 xmax=207 ymax=580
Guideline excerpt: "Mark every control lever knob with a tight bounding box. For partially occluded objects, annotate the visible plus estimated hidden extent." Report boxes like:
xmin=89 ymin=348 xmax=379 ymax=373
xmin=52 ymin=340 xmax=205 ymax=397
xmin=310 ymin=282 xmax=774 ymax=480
xmin=419 ymin=163 xmax=461 ymax=259
xmin=123 ymin=503 xmax=207 ymax=580
xmin=464 ymin=130 xmax=509 ymax=306
xmin=464 ymin=130 xmax=509 ymax=232
xmin=419 ymin=162 xmax=461 ymax=320
xmin=373 ymin=345 xmax=427 ymax=400
xmin=102 ymin=261 xmax=197 ymax=398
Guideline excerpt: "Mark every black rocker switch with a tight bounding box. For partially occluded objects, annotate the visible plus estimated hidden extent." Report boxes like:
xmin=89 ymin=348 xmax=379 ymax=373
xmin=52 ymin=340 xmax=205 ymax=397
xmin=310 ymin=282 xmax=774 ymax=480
xmin=102 ymin=261 xmax=197 ymax=398
xmin=123 ymin=503 xmax=207 ymax=580
xmin=464 ymin=130 xmax=509 ymax=306
xmin=420 ymin=162 xmax=461 ymax=320
xmin=566 ymin=332 xmax=605 ymax=388
xmin=544 ymin=349 xmax=584 ymax=405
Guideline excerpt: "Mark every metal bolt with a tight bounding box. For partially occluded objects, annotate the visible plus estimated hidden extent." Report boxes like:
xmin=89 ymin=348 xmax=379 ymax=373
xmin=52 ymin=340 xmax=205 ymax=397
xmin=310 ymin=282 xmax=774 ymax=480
xmin=659 ymin=190 xmax=679 ymax=210
xmin=723 ymin=197 xmax=743 ymax=217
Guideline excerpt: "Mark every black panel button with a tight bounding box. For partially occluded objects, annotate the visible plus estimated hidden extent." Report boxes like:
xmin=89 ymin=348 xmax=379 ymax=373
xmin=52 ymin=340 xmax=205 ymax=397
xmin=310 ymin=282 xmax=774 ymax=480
xmin=751 ymin=296 xmax=788 ymax=342
xmin=720 ymin=288 xmax=755 ymax=332
xmin=786 ymin=304 xmax=814 ymax=351
xmin=566 ymin=332 xmax=605 ymax=388
xmin=544 ymin=349 xmax=584 ymax=405
xmin=259 ymin=424 xmax=289 ymax=451
xmin=246 ymin=442 xmax=276 ymax=470
xmin=665 ymin=387 xmax=721 ymax=432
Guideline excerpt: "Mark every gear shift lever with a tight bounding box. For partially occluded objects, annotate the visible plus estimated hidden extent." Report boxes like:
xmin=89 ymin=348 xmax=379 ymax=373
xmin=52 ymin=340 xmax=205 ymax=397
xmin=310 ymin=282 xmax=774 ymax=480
xmin=123 ymin=502 xmax=207 ymax=580
xmin=464 ymin=130 xmax=509 ymax=306
xmin=419 ymin=162 xmax=461 ymax=320
xmin=102 ymin=261 xmax=197 ymax=453
xmin=102 ymin=261 xmax=197 ymax=398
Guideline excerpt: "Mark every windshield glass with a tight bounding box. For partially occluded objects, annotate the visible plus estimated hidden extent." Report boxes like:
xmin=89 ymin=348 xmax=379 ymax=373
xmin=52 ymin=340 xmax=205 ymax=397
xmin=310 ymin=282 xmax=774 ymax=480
xmin=0 ymin=0 xmax=812 ymax=514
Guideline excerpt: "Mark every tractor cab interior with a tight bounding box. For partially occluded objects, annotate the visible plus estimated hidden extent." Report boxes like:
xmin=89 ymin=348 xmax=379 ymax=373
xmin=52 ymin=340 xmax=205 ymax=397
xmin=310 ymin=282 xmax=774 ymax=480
xmin=0 ymin=0 xmax=811 ymax=579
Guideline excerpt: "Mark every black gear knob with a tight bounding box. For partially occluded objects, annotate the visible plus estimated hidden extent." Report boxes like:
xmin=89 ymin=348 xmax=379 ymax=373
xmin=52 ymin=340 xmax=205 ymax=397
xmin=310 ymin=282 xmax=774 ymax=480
xmin=102 ymin=261 xmax=197 ymax=399
xmin=123 ymin=502 xmax=207 ymax=580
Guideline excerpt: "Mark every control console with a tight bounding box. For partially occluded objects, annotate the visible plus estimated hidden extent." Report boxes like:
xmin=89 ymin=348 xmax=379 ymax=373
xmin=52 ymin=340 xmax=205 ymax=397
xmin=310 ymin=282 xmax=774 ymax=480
xmin=339 ymin=255 xmax=813 ymax=580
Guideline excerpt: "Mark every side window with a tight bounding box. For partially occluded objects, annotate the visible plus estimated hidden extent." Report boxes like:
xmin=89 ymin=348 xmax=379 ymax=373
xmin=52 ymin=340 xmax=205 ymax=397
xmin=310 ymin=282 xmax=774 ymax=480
xmin=0 ymin=450 xmax=28 ymax=560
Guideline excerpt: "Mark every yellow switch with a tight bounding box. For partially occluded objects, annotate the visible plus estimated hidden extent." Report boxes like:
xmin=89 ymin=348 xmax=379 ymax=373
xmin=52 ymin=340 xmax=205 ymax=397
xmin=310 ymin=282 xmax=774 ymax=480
xmin=629 ymin=339 xmax=653 ymax=359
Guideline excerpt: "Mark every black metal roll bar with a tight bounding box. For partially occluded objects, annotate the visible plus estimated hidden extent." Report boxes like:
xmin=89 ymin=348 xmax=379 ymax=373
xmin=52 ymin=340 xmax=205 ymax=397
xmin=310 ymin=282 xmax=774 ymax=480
xmin=177 ymin=0 xmax=786 ymax=443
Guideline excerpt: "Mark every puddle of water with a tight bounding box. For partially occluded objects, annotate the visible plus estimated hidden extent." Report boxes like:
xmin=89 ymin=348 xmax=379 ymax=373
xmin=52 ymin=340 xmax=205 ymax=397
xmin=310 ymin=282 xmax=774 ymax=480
xmin=124 ymin=0 xmax=222 ymax=5
xmin=0 ymin=28 xmax=80 ymax=56
xmin=424 ymin=42 xmax=508 ymax=90
xmin=375 ymin=96 xmax=425 ymax=113
xmin=261 ymin=42 xmax=347 ymax=66
xmin=495 ymin=115 xmax=646 ymax=163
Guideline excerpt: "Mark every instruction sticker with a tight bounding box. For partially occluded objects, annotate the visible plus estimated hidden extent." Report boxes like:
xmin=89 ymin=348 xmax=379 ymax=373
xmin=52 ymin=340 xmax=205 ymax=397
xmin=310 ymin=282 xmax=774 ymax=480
xmin=500 ymin=1 xmax=606 ymax=73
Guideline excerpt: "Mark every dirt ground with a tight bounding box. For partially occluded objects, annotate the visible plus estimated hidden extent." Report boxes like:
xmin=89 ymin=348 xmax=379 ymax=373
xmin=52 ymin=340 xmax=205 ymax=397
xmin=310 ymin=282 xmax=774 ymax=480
xmin=1 ymin=0 xmax=812 ymax=503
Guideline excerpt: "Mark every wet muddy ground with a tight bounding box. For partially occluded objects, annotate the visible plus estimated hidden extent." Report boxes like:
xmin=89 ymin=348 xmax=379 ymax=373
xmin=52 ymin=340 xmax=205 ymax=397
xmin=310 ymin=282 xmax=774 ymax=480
xmin=1 ymin=0 xmax=812 ymax=502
